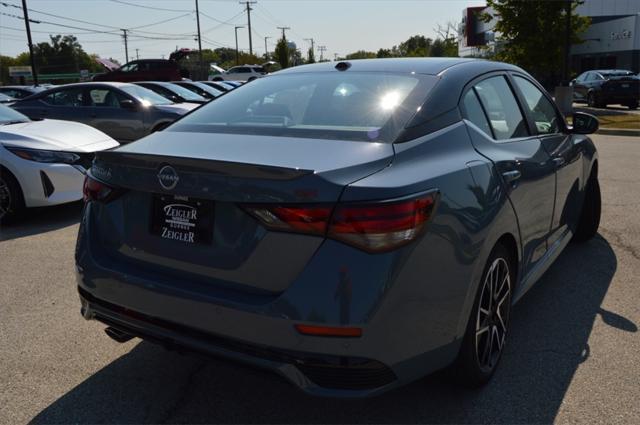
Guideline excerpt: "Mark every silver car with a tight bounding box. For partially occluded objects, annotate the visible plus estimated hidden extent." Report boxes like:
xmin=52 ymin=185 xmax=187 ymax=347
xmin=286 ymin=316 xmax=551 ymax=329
xmin=11 ymin=82 xmax=198 ymax=143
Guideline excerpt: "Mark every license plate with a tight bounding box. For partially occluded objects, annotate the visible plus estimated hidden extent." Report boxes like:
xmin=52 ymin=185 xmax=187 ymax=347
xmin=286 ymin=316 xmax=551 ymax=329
xmin=150 ymin=195 xmax=214 ymax=245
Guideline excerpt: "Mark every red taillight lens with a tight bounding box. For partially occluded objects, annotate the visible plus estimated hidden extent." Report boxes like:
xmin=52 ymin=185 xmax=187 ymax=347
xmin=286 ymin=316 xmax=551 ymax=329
xmin=242 ymin=192 xmax=437 ymax=253
xmin=82 ymin=174 xmax=114 ymax=203
xmin=243 ymin=205 xmax=333 ymax=235
xmin=329 ymin=195 xmax=436 ymax=252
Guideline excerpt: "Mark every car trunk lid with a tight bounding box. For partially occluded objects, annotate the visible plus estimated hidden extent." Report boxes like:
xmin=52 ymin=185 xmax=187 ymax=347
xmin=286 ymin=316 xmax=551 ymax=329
xmin=89 ymin=131 xmax=393 ymax=294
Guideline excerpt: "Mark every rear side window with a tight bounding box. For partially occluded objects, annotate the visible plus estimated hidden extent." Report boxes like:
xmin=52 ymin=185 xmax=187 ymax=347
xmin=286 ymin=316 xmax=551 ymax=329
xmin=513 ymin=76 xmax=560 ymax=135
xmin=474 ymin=76 xmax=528 ymax=140
xmin=462 ymin=89 xmax=492 ymax=137
xmin=43 ymin=88 xmax=84 ymax=106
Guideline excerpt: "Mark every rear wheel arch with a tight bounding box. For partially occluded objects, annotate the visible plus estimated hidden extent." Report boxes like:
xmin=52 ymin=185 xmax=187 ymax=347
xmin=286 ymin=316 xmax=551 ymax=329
xmin=495 ymin=233 xmax=519 ymax=284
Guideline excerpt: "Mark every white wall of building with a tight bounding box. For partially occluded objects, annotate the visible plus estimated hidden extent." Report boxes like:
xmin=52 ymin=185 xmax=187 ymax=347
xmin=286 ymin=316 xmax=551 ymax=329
xmin=571 ymin=14 xmax=639 ymax=54
xmin=576 ymin=0 xmax=640 ymax=18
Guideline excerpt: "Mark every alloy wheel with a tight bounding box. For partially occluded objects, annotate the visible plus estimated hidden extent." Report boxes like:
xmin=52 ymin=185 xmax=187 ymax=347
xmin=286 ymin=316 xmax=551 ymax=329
xmin=475 ymin=257 xmax=511 ymax=372
xmin=0 ymin=176 xmax=11 ymax=220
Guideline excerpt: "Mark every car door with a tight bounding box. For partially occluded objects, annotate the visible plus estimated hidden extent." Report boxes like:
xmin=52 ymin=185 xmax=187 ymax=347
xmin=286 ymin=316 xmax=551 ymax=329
xmin=461 ymin=74 xmax=556 ymax=278
xmin=572 ymin=72 xmax=589 ymax=100
xmin=85 ymin=86 xmax=144 ymax=142
xmin=36 ymin=87 xmax=90 ymax=123
xmin=511 ymin=74 xmax=585 ymax=246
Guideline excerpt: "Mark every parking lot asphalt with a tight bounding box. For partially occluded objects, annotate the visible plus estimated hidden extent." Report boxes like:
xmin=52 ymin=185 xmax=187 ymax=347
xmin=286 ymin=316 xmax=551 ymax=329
xmin=1 ymin=134 xmax=639 ymax=424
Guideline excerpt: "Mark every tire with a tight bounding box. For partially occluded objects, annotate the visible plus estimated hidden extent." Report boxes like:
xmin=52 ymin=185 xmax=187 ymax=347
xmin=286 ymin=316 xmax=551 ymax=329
xmin=587 ymin=92 xmax=595 ymax=107
xmin=572 ymin=173 xmax=601 ymax=243
xmin=247 ymin=77 xmax=257 ymax=82
xmin=0 ymin=168 xmax=25 ymax=224
xmin=454 ymin=243 xmax=514 ymax=387
xmin=627 ymin=101 xmax=638 ymax=110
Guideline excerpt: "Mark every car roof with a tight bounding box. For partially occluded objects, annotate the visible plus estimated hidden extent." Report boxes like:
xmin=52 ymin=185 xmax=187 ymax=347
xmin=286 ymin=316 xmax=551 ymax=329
xmin=0 ymin=85 xmax=46 ymax=91
xmin=592 ymin=69 xmax=634 ymax=74
xmin=275 ymin=57 xmax=520 ymax=76
xmin=49 ymin=82 xmax=135 ymax=89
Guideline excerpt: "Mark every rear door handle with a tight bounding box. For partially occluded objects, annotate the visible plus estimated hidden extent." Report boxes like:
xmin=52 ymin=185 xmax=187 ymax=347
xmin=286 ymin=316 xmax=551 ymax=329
xmin=502 ymin=170 xmax=522 ymax=184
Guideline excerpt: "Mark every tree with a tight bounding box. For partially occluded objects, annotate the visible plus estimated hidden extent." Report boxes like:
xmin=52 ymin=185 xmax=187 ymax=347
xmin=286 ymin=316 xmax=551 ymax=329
xmin=430 ymin=39 xmax=446 ymax=57
xmin=344 ymin=50 xmax=376 ymax=60
xmin=398 ymin=35 xmax=432 ymax=57
xmin=32 ymin=35 xmax=102 ymax=75
xmin=434 ymin=22 xmax=459 ymax=57
xmin=483 ymin=0 xmax=590 ymax=88
xmin=274 ymin=37 xmax=289 ymax=69
xmin=376 ymin=48 xmax=394 ymax=58
xmin=307 ymin=47 xmax=315 ymax=64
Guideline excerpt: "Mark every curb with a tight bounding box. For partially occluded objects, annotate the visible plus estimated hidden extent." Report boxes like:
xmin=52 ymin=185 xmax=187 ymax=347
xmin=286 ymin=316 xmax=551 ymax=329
xmin=596 ymin=128 xmax=640 ymax=137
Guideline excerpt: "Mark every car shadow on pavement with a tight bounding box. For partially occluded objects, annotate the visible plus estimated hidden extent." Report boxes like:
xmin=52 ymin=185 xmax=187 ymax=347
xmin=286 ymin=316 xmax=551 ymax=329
xmin=0 ymin=202 xmax=83 ymax=242
xmin=32 ymin=234 xmax=630 ymax=424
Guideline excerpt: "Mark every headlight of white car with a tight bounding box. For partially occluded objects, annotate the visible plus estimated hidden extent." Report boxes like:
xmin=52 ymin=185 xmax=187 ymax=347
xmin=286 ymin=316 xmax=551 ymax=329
xmin=5 ymin=146 xmax=80 ymax=164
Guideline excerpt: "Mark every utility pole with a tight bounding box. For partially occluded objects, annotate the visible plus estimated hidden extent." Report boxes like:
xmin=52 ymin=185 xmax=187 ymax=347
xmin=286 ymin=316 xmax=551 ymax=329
xmin=135 ymin=48 xmax=139 ymax=60
xmin=121 ymin=29 xmax=129 ymax=63
xmin=318 ymin=45 xmax=326 ymax=62
xmin=234 ymin=26 xmax=244 ymax=65
xmin=264 ymin=36 xmax=271 ymax=59
xmin=239 ymin=1 xmax=257 ymax=56
xmin=195 ymin=0 xmax=204 ymax=79
xmin=277 ymin=26 xmax=290 ymax=40
xmin=304 ymin=38 xmax=315 ymax=55
xmin=334 ymin=53 xmax=339 ymax=61
xmin=21 ymin=0 xmax=38 ymax=85
xmin=563 ymin=0 xmax=572 ymax=85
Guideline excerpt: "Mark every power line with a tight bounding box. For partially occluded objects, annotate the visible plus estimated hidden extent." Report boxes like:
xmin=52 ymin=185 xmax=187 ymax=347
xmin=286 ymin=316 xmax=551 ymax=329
xmin=128 ymin=13 xmax=192 ymax=30
xmin=1 ymin=1 xmax=120 ymax=30
xmin=277 ymin=26 xmax=290 ymax=40
xmin=109 ymin=0 xmax=193 ymax=13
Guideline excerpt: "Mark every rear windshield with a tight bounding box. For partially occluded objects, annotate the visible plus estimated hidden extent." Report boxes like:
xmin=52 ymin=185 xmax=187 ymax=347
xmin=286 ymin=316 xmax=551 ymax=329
xmin=169 ymin=72 xmax=427 ymax=142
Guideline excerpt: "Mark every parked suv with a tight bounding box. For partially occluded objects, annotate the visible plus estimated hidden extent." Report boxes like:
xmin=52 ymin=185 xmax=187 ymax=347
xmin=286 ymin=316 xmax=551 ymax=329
xmin=210 ymin=65 xmax=267 ymax=82
xmin=571 ymin=69 xmax=639 ymax=109
xmin=93 ymin=49 xmax=193 ymax=82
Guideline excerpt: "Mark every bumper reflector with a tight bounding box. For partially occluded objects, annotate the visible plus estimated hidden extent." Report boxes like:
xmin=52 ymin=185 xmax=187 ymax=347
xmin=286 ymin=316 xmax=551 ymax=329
xmin=295 ymin=324 xmax=363 ymax=338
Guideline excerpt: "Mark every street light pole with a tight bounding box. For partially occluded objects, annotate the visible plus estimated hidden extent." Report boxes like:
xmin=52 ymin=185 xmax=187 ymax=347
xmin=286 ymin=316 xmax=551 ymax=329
xmin=21 ymin=0 xmax=38 ymax=86
xmin=235 ymin=26 xmax=244 ymax=65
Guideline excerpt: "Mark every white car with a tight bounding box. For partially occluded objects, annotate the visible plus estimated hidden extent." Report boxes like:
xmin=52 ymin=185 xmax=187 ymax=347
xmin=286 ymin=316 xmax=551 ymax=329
xmin=0 ymin=105 xmax=119 ymax=222
xmin=210 ymin=65 xmax=267 ymax=82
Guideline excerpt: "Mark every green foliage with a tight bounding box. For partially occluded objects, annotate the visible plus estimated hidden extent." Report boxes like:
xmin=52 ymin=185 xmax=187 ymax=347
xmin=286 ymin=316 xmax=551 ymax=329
xmin=398 ymin=35 xmax=432 ymax=57
xmin=484 ymin=0 xmax=590 ymax=86
xmin=33 ymin=35 xmax=103 ymax=74
xmin=344 ymin=50 xmax=376 ymax=60
xmin=274 ymin=37 xmax=289 ymax=69
xmin=376 ymin=48 xmax=394 ymax=58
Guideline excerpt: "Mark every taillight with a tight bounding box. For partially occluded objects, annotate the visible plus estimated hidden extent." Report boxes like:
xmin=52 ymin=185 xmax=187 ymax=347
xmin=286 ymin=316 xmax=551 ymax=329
xmin=82 ymin=174 xmax=115 ymax=203
xmin=242 ymin=192 xmax=437 ymax=253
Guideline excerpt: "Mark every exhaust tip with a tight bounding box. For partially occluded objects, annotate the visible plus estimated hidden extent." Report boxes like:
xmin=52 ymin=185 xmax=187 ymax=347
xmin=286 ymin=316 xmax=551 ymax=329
xmin=104 ymin=327 xmax=134 ymax=343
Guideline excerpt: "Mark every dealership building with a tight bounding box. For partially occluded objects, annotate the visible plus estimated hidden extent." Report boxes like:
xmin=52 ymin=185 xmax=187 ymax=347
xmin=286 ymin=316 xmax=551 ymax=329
xmin=458 ymin=0 xmax=640 ymax=73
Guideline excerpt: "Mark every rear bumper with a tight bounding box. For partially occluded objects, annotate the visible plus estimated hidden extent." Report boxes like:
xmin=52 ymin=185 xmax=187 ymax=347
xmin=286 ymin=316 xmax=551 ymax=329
xmin=597 ymin=91 xmax=639 ymax=104
xmin=78 ymin=286 xmax=403 ymax=397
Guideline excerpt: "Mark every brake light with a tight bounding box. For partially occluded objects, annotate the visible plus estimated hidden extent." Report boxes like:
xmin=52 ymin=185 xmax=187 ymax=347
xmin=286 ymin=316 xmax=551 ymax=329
xmin=242 ymin=192 xmax=437 ymax=253
xmin=329 ymin=195 xmax=436 ymax=252
xmin=82 ymin=174 xmax=115 ymax=202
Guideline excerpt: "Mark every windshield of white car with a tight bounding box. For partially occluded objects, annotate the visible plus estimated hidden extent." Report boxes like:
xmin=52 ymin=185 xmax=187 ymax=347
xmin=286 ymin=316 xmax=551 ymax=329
xmin=0 ymin=104 xmax=30 ymax=124
xmin=120 ymin=85 xmax=173 ymax=105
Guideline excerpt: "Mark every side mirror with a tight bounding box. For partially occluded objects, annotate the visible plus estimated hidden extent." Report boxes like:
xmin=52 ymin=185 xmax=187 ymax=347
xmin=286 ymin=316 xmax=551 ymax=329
xmin=120 ymin=99 xmax=137 ymax=110
xmin=571 ymin=112 xmax=599 ymax=134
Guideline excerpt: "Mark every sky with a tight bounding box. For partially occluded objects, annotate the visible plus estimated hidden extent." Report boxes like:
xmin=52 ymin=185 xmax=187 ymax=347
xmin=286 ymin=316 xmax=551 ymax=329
xmin=0 ymin=0 xmax=486 ymax=64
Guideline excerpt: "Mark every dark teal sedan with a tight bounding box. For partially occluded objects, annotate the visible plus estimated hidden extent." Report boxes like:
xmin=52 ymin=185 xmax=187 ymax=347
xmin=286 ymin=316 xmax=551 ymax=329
xmin=76 ymin=58 xmax=600 ymax=397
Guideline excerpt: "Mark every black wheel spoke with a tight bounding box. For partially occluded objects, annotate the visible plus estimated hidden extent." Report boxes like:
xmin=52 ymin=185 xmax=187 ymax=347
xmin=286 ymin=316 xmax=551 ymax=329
xmin=475 ymin=257 xmax=511 ymax=371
